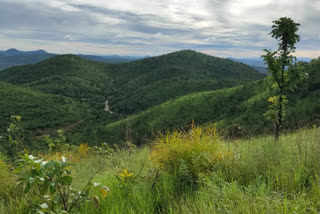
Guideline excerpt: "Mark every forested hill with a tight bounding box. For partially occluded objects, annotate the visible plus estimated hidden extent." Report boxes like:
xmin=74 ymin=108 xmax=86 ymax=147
xmin=102 ymin=58 xmax=320 ymax=144
xmin=0 ymin=81 xmax=89 ymax=132
xmin=0 ymin=50 xmax=265 ymax=115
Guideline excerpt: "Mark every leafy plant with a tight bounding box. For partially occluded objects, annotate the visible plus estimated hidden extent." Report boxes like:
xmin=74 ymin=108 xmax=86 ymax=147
xmin=44 ymin=129 xmax=67 ymax=153
xmin=91 ymin=143 xmax=114 ymax=156
xmin=150 ymin=123 xmax=226 ymax=190
xmin=116 ymin=168 xmax=136 ymax=196
xmin=14 ymin=155 xmax=109 ymax=213
xmin=0 ymin=115 xmax=25 ymax=161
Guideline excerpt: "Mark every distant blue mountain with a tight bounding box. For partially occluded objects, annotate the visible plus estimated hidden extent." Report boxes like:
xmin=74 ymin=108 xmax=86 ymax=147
xmin=0 ymin=48 xmax=145 ymax=70
xmin=0 ymin=48 xmax=48 ymax=56
xmin=99 ymin=55 xmax=148 ymax=60
xmin=228 ymin=57 xmax=313 ymax=68
xmin=228 ymin=57 xmax=313 ymax=74
xmin=228 ymin=57 xmax=267 ymax=67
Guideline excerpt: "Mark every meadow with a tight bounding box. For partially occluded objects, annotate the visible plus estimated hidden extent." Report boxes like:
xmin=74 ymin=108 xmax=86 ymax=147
xmin=1 ymin=125 xmax=319 ymax=213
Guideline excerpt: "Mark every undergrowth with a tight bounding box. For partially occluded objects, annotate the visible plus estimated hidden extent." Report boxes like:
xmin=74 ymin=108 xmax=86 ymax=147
xmin=0 ymin=126 xmax=319 ymax=213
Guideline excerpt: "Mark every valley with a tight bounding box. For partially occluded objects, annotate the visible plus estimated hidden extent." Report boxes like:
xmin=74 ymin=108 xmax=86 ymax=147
xmin=0 ymin=50 xmax=319 ymax=213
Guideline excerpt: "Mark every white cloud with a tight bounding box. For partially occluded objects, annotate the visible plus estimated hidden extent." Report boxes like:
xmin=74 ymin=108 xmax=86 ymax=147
xmin=0 ymin=0 xmax=319 ymax=58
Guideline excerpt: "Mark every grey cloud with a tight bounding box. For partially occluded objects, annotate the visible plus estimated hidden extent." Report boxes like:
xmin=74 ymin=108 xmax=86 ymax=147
xmin=0 ymin=0 xmax=319 ymax=57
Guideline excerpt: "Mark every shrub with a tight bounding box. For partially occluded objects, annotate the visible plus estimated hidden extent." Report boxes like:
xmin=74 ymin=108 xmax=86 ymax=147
xmin=14 ymin=155 xmax=109 ymax=213
xmin=0 ymin=115 xmax=25 ymax=161
xmin=150 ymin=123 xmax=227 ymax=190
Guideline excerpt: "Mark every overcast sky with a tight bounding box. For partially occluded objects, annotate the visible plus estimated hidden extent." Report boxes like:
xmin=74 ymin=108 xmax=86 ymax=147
xmin=0 ymin=0 xmax=319 ymax=58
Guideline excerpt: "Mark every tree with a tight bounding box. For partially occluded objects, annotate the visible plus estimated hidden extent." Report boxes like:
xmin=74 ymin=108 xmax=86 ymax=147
xmin=262 ymin=17 xmax=306 ymax=140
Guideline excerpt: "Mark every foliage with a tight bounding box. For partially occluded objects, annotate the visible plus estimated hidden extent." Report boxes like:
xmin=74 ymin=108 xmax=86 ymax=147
xmin=91 ymin=143 xmax=114 ymax=156
xmin=14 ymin=155 xmax=109 ymax=213
xmin=262 ymin=17 xmax=306 ymax=139
xmin=116 ymin=169 xmax=136 ymax=196
xmin=0 ymin=128 xmax=319 ymax=213
xmin=151 ymin=123 xmax=226 ymax=190
xmin=0 ymin=115 xmax=26 ymax=160
xmin=44 ymin=129 xmax=67 ymax=152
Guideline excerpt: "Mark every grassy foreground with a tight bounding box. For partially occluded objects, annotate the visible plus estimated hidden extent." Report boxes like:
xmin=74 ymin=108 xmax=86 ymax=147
xmin=1 ymin=127 xmax=319 ymax=213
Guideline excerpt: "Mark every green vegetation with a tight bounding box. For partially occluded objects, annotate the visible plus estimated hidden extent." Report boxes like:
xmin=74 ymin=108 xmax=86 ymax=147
xmin=106 ymin=50 xmax=265 ymax=113
xmin=0 ymin=50 xmax=265 ymax=145
xmin=0 ymin=126 xmax=318 ymax=213
xmin=14 ymin=154 xmax=109 ymax=213
xmin=0 ymin=17 xmax=318 ymax=213
xmin=0 ymin=81 xmax=89 ymax=132
xmin=0 ymin=50 xmax=265 ymax=114
xmin=103 ymin=58 xmax=320 ymax=144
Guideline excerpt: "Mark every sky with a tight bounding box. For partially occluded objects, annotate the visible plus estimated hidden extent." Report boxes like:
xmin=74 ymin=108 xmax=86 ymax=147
xmin=0 ymin=0 xmax=319 ymax=58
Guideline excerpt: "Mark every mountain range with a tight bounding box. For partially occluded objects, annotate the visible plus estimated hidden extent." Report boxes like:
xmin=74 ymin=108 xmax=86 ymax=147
xmin=0 ymin=50 xmax=268 ymax=144
xmin=0 ymin=48 xmax=145 ymax=71
xmin=0 ymin=49 xmax=318 ymax=145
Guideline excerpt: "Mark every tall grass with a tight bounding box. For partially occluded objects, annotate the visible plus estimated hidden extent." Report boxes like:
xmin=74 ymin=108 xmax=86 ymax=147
xmin=1 ymin=127 xmax=319 ymax=213
xmin=77 ymin=127 xmax=319 ymax=213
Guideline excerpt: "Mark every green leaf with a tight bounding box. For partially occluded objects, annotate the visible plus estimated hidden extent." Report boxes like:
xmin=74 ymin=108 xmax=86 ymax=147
xmin=24 ymin=183 xmax=31 ymax=194
xmin=49 ymin=182 xmax=56 ymax=194
xmin=40 ymin=180 xmax=50 ymax=195
xmin=52 ymin=194 xmax=61 ymax=204
xmin=57 ymin=175 xmax=73 ymax=186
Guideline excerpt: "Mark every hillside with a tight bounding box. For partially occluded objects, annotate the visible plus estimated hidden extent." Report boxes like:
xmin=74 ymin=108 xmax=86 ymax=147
xmin=102 ymin=58 xmax=320 ymax=144
xmin=106 ymin=50 xmax=265 ymax=113
xmin=0 ymin=81 xmax=89 ymax=132
xmin=0 ymin=50 xmax=265 ymax=115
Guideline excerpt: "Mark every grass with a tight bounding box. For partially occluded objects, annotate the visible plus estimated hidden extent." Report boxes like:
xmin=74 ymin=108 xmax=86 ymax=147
xmin=77 ymin=128 xmax=320 ymax=213
xmin=1 ymin=127 xmax=319 ymax=213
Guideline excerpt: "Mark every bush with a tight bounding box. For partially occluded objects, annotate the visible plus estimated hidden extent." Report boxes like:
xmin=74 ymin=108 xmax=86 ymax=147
xmin=14 ymin=155 xmax=109 ymax=213
xmin=150 ymin=123 xmax=228 ymax=190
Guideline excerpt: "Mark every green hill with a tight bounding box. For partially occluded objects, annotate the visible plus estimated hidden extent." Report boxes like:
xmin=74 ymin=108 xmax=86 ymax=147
xmin=0 ymin=50 xmax=265 ymax=115
xmin=102 ymin=58 xmax=320 ymax=145
xmin=0 ymin=81 xmax=89 ymax=132
xmin=106 ymin=50 xmax=265 ymax=113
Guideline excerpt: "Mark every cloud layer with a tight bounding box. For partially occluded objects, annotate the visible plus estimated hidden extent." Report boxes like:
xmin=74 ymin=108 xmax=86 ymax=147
xmin=0 ymin=0 xmax=319 ymax=57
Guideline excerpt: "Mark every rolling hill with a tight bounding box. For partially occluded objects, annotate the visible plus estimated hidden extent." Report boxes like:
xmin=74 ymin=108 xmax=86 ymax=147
xmin=0 ymin=81 xmax=89 ymax=132
xmin=0 ymin=50 xmax=267 ymax=144
xmin=0 ymin=50 xmax=265 ymax=115
xmin=101 ymin=58 xmax=320 ymax=145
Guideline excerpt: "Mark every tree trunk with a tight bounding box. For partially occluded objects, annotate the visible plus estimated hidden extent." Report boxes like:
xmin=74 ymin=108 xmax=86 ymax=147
xmin=275 ymin=86 xmax=283 ymax=141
